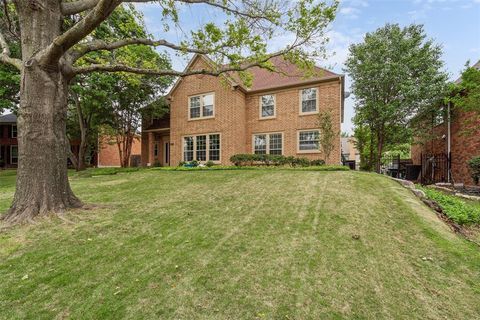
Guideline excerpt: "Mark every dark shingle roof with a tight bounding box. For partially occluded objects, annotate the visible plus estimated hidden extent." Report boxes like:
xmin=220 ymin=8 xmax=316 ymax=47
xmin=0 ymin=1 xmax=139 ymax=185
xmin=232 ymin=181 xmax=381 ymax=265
xmin=0 ymin=113 xmax=16 ymax=124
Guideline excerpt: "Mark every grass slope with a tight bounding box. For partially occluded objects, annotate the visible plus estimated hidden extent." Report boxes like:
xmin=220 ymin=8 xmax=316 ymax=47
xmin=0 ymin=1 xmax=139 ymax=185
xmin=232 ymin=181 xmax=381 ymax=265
xmin=0 ymin=169 xmax=479 ymax=319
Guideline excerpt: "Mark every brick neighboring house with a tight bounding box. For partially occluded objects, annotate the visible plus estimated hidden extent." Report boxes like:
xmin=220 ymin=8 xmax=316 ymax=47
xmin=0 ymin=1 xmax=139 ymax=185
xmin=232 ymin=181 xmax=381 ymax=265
xmin=0 ymin=113 xmax=140 ymax=168
xmin=411 ymin=60 xmax=480 ymax=185
xmin=142 ymin=54 xmax=344 ymax=166
xmin=0 ymin=113 xmax=18 ymax=168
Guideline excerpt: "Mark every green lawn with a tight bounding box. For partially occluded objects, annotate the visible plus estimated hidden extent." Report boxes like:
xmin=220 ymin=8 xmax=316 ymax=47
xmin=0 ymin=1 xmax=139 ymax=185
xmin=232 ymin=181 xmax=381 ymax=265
xmin=0 ymin=169 xmax=479 ymax=319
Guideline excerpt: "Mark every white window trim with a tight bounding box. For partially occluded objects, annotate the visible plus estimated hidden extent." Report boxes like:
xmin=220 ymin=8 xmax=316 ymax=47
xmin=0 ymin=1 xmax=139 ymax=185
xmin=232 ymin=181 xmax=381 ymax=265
xmin=11 ymin=125 xmax=17 ymax=138
xmin=188 ymin=92 xmax=215 ymax=121
xmin=182 ymin=132 xmax=221 ymax=163
xmin=299 ymin=87 xmax=319 ymax=115
xmin=297 ymin=129 xmax=321 ymax=154
xmin=252 ymin=132 xmax=284 ymax=155
xmin=10 ymin=145 xmax=18 ymax=164
xmin=259 ymin=94 xmax=276 ymax=119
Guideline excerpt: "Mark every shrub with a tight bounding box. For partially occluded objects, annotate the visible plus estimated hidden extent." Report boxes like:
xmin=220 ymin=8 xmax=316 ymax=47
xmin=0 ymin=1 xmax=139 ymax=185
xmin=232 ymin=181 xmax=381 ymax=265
xmin=230 ymin=154 xmax=323 ymax=167
xmin=418 ymin=186 xmax=480 ymax=225
xmin=468 ymin=156 xmax=480 ymax=185
xmin=153 ymin=160 xmax=162 ymax=167
xmin=310 ymin=159 xmax=326 ymax=166
xmin=178 ymin=161 xmax=186 ymax=167
xmin=206 ymin=160 xmax=215 ymax=167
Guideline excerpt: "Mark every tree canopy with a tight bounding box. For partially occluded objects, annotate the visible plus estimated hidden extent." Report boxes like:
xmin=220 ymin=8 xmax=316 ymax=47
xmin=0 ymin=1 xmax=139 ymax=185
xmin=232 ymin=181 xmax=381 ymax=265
xmin=344 ymin=23 xmax=448 ymax=171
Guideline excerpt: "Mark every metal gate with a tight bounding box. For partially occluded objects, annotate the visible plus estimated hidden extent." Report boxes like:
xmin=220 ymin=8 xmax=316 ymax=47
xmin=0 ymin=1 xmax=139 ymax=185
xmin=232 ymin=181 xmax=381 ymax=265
xmin=420 ymin=153 xmax=450 ymax=185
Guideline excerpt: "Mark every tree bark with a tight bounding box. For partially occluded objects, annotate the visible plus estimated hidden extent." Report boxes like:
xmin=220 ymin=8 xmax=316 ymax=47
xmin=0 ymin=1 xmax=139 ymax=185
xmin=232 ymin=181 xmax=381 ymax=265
xmin=3 ymin=2 xmax=82 ymax=224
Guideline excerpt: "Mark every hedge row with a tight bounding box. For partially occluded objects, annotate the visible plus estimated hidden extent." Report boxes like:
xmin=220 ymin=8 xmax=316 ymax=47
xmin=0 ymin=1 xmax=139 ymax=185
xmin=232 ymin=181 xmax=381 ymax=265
xmin=230 ymin=154 xmax=325 ymax=167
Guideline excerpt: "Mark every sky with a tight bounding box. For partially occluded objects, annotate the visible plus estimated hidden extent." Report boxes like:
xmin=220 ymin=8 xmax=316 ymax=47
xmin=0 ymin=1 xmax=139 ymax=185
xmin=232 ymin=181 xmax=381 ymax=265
xmin=135 ymin=0 xmax=480 ymax=134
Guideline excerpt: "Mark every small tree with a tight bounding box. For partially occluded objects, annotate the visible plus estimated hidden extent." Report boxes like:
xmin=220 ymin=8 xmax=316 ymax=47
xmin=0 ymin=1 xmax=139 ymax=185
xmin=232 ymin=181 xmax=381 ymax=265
xmin=318 ymin=111 xmax=337 ymax=163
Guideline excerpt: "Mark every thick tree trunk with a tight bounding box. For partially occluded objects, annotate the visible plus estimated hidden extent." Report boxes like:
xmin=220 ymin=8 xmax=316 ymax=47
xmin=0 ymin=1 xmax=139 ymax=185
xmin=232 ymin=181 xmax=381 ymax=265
xmin=3 ymin=2 xmax=82 ymax=224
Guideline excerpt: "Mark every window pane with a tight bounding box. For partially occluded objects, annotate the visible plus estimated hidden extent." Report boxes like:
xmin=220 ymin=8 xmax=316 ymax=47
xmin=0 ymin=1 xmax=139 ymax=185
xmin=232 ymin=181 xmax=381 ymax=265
xmin=184 ymin=136 xmax=194 ymax=161
xmin=209 ymin=134 xmax=220 ymax=161
xmin=301 ymin=88 xmax=317 ymax=113
xmin=254 ymin=134 xmax=267 ymax=154
xmin=203 ymin=104 xmax=213 ymax=117
xmin=190 ymin=96 xmax=201 ymax=118
xmin=202 ymin=94 xmax=214 ymax=117
xmin=269 ymin=133 xmax=282 ymax=155
xmin=261 ymin=95 xmax=275 ymax=117
xmin=299 ymin=131 xmax=319 ymax=151
xmin=196 ymin=135 xmax=207 ymax=161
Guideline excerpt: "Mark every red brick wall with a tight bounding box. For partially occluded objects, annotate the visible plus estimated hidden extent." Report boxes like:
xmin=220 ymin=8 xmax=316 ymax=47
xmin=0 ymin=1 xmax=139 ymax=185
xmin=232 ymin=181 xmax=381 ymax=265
xmin=98 ymin=135 xmax=141 ymax=167
xmin=245 ymin=81 xmax=342 ymax=164
xmin=411 ymin=110 xmax=480 ymax=185
xmin=169 ymin=56 xmax=247 ymax=166
xmin=167 ymin=55 xmax=342 ymax=166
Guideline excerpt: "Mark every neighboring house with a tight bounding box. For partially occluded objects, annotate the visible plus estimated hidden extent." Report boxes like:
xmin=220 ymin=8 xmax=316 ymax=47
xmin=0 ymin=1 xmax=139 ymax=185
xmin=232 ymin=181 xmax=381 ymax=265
xmin=341 ymin=137 xmax=360 ymax=170
xmin=411 ymin=60 xmax=480 ymax=185
xmin=0 ymin=113 xmax=140 ymax=168
xmin=142 ymin=54 xmax=344 ymax=166
xmin=0 ymin=113 xmax=18 ymax=168
xmin=97 ymin=135 xmax=142 ymax=167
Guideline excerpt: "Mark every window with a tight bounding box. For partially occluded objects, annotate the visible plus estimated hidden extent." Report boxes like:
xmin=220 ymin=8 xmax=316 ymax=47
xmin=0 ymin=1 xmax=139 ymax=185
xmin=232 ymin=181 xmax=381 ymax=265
xmin=300 ymin=88 xmax=318 ymax=114
xmin=183 ymin=134 xmax=221 ymax=162
xmin=253 ymin=133 xmax=283 ymax=155
xmin=260 ymin=95 xmax=275 ymax=118
xmin=298 ymin=130 xmax=320 ymax=152
xmin=184 ymin=136 xmax=194 ymax=161
xmin=154 ymin=143 xmax=159 ymax=158
xmin=11 ymin=145 xmax=18 ymax=164
xmin=196 ymin=135 xmax=207 ymax=161
xmin=11 ymin=125 xmax=17 ymax=138
xmin=189 ymin=93 xmax=214 ymax=119
xmin=209 ymin=134 xmax=220 ymax=161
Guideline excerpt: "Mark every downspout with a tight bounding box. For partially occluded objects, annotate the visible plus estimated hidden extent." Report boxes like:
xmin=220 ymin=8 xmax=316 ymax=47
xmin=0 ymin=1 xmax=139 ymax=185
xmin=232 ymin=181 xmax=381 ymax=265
xmin=447 ymin=102 xmax=451 ymax=183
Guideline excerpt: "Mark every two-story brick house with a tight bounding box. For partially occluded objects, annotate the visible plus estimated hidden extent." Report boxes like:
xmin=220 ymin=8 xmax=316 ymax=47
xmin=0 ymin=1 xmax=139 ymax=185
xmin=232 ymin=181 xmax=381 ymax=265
xmin=142 ymin=54 xmax=344 ymax=166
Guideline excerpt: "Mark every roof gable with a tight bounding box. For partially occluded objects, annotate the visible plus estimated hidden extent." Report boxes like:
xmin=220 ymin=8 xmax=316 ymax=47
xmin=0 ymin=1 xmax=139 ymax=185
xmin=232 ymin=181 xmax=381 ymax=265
xmin=167 ymin=54 xmax=341 ymax=98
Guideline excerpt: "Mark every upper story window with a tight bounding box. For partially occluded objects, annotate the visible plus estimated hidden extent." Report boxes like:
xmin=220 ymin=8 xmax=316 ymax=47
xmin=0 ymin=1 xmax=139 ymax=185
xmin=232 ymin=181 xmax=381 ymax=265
xmin=298 ymin=130 xmax=320 ymax=152
xmin=253 ymin=133 xmax=283 ymax=155
xmin=11 ymin=125 xmax=17 ymax=138
xmin=189 ymin=93 xmax=214 ymax=120
xmin=183 ymin=133 xmax=221 ymax=162
xmin=260 ymin=95 xmax=275 ymax=119
xmin=300 ymin=88 xmax=318 ymax=114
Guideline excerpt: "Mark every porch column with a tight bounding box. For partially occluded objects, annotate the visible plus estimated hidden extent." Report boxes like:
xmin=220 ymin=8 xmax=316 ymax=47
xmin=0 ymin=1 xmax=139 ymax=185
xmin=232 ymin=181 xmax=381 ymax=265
xmin=148 ymin=132 xmax=154 ymax=166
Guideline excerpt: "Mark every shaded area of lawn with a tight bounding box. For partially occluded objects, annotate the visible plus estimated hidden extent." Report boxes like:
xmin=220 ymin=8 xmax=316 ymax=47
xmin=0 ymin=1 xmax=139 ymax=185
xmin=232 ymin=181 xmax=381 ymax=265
xmin=0 ymin=169 xmax=479 ymax=319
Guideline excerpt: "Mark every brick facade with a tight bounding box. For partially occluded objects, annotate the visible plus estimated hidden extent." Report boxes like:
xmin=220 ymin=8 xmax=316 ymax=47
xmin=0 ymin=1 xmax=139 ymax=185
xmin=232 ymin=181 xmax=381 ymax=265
xmin=98 ymin=135 xmax=142 ymax=167
xmin=143 ymin=55 xmax=344 ymax=166
xmin=411 ymin=110 xmax=480 ymax=185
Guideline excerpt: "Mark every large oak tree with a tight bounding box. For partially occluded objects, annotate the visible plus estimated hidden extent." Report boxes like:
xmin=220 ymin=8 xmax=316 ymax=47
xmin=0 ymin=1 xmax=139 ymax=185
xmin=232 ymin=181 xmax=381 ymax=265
xmin=0 ymin=0 xmax=338 ymax=224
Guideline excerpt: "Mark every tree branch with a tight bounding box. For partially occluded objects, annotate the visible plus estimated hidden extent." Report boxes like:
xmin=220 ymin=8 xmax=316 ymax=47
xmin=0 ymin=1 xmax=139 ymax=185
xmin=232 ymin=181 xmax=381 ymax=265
xmin=62 ymin=0 xmax=272 ymax=21
xmin=42 ymin=0 xmax=121 ymax=65
xmin=71 ymin=51 xmax=286 ymax=77
xmin=70 ymin=38 xmax=208 ymax=61
xmin=0 ymin=29 xmax=21 ymax=70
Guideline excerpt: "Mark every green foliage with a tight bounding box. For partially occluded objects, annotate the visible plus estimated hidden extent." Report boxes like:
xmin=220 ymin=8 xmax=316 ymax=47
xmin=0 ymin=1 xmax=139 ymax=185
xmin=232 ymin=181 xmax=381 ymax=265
xmin=317 ymin=111 xmax=337 ymax=162
xmin=448 ymin=62 xmax=480 ymax=114
xmin=230 ymin=154 xmax=323 ymax=167
xmin=468 ymin=156 xmax=480 ymax=185
xmin=345 ymin=23 xmax=448 ymax=171
xmin=419 ymin=186 xmax=480 ymax=225
xmin=205 ymin=160 xmax=215 ymax=168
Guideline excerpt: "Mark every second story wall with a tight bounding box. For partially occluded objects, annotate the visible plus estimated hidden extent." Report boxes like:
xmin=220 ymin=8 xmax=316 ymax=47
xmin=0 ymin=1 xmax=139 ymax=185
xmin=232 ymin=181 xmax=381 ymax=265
xmin=169 ymin=56 xmax=247 ymax=165
xmin=245 ymin=79 xmax=342 ymax=164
